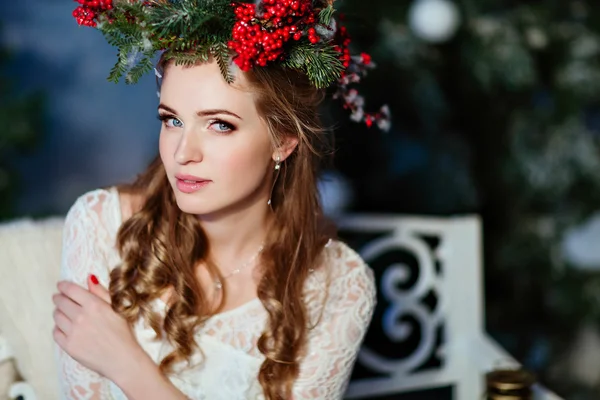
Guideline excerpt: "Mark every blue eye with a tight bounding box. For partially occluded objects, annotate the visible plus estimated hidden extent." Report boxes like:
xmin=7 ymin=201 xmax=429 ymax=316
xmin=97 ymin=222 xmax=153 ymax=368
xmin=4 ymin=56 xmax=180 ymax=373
xmin=210 ymin=120 xmax=235 ymax=133
xmin=157 ymin=114 xmax=183 ymax=128
xmin=168 ymin=118 xmax=183 ymax=128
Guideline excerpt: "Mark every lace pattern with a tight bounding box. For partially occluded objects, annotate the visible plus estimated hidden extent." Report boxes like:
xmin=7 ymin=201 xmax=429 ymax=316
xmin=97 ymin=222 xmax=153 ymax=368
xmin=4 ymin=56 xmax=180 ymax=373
xmin=55 ymin=188 xmax=376 ymax=399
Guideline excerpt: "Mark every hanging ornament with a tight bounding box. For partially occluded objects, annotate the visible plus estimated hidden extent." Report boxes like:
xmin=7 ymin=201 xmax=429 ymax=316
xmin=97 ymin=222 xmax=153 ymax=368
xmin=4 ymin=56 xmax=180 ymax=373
xmin=408 ymin=0 xmax=461 ymax=43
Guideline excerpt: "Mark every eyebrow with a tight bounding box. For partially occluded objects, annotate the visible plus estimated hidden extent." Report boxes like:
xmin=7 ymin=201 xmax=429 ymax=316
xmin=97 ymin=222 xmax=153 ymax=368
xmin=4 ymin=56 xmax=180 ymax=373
xmin=157 ymin=103 xmax=242 ymax=120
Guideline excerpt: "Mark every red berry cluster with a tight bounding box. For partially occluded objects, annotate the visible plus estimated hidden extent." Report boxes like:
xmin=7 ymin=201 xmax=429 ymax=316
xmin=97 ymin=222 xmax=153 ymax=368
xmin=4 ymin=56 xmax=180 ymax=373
xmin=72 ymin=0 xmax=113 ymax=27
xmin=328 ymin=19 xmax=387 ymax=129
xmin=228 ymin=0 xmax=320 ymax=71
xmin=333 ymin=25 xmax=352 ymax=69
xmin=361 ymin=52 xmax=372 ymax=65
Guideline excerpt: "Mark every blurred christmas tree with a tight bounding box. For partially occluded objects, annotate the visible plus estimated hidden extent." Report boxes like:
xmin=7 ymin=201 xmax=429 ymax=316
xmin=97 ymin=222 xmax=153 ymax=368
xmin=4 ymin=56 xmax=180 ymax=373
xmin=333 ymin=0 xmax=600 ymax=397
xmin=0 ymin=24 xmax=45 ymax=220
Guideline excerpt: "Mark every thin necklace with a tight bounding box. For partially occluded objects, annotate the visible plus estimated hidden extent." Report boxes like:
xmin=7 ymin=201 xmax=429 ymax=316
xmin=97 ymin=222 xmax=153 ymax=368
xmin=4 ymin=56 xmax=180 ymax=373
xmin=214 ymin=244 xmax=264 ymax=290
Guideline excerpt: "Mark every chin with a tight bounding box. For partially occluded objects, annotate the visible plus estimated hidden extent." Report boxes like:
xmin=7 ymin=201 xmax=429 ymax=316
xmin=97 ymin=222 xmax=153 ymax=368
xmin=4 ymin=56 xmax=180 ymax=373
xmin=173 ymin=193 xmax=216 ymax=215
xmin=167 ymin=179 xmax=215 ymax=215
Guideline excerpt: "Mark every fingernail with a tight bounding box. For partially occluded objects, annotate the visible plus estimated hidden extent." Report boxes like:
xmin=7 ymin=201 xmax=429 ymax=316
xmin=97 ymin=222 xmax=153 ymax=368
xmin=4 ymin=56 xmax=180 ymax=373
xmin=90 ymin=274 xmax=99 ymax=285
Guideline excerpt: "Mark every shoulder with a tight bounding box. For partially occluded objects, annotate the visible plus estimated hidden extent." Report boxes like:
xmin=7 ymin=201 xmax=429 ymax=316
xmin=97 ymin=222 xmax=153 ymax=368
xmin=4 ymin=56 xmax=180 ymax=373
xmin=64 ymin=187 xmax=122 ymax=238
xmin=65 ymin=186 xmax=143 ymax=229
xmin=309 ymin=239 xmax=377 ymax=310
xmin=61 ymin=188 xmax=124 ymax=284
xmin=321 ymin=239 xmax=375 ymax=286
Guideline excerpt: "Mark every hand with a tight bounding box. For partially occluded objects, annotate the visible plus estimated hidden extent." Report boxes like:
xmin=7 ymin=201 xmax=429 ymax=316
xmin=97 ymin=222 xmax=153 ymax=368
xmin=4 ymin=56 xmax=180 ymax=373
xmin=52 ymin=274 xmax=145 ymax=381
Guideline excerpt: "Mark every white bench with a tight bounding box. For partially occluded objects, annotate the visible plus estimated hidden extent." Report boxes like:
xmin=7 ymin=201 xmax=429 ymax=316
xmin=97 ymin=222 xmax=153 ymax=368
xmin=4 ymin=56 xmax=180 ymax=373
xmin=338 ymin=215 xmax=562 ymax=400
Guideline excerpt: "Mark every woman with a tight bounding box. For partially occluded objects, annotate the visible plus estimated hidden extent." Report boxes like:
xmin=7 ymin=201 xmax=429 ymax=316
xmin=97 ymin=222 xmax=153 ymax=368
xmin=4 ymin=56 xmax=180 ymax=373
xmin=53 ymin=0 xmax=387 ymax=399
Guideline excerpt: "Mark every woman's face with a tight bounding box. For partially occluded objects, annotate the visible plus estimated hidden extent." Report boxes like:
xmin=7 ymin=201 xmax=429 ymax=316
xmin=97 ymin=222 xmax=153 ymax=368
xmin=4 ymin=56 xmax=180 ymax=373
xmin=158 ymin=60 xmax=275 ymax=217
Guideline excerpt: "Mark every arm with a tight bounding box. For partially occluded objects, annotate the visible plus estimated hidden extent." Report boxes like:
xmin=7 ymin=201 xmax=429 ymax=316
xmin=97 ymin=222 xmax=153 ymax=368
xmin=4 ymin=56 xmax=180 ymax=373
xmin=293 ymin=251 xmax=377 ymax=399
xmin=112 ymin=351 xmax=189 ymax=400
xmin=55 ymin=190 xmax=191 ymax=400
xmin=55 ymin=277 xmax=191 ymax=400
xmin=55 ymin=191 xmax=115 ymax=400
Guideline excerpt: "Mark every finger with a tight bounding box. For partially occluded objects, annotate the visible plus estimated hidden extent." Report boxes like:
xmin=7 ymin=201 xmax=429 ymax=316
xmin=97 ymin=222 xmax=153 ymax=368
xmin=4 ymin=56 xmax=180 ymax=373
xmin=57 ymin=280 xmax=95 ymax=307
xmin=53 ymin=308 xmax=72 ymax=336
xmin=52 ymin=293 xmax=81 ymax=320
xmin=53 ymin=326 xmax=68 ymax=351
xmin=87 ymin=274 xmax=111 ymax=304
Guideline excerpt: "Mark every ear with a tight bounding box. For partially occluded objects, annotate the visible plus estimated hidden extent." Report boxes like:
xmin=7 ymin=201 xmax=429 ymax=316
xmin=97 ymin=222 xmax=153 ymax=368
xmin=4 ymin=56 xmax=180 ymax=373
xmin=273 ymin=136 xmax=299 ymax=162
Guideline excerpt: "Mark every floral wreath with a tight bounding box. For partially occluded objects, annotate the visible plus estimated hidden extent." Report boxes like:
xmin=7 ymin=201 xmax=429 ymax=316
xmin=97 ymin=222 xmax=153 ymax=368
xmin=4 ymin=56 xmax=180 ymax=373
xmin=72 ymin=0 xmax=390 ymax=130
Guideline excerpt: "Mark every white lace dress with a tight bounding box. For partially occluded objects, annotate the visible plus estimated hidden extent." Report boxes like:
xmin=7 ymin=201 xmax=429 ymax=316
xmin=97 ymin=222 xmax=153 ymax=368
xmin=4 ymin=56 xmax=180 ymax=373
xmin=55 ymin=188 xmax=376 ymax=400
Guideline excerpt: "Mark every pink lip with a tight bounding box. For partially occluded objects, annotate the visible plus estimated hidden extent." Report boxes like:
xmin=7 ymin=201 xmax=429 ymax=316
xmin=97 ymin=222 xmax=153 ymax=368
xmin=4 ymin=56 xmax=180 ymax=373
xmin=175 ymin=174 xmax=211 ymax=194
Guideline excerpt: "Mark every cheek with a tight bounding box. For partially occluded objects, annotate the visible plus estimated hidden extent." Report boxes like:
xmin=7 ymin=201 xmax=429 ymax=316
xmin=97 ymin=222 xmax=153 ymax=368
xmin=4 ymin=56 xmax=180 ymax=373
xmin=215 ymin=143 xmax=270 ymax=182
xmin=158 ymin=131 xmax=174 ymax=170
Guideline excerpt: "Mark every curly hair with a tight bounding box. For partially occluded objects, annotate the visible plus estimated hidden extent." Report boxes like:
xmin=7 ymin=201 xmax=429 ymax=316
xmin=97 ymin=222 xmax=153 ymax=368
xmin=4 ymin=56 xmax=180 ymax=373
xmin=109 ymin=57 xmax=334 ymax=399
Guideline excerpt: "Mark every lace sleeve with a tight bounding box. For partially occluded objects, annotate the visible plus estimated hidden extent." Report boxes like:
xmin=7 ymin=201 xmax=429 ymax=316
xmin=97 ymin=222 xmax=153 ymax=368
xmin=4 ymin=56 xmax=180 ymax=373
xmin=293 ymin=243 xmax=376 ymax=399
xmin=55 ymin=189 xmax=119 ymax=400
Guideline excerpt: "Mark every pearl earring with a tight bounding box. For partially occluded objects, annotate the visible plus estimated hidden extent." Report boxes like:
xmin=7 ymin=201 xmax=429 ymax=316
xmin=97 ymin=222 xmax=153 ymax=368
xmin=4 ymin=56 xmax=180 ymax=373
xmin=268 ymin=156 xmax=281 ymax=207
xmin=274 ymin=156 xmax=281 ymax=170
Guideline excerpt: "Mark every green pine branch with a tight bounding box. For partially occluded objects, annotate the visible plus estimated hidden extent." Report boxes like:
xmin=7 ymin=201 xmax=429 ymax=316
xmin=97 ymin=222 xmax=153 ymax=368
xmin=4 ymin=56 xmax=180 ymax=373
xmin=211 ymin=42 xmax=234 ymax=83
xmin=169 ymin=38 xmax=198 ymax=52
xmin=282 ymin=41 xmax=343 ymax=88
xmin=108 ymin=47 xmax=130 ymax=83
xmin=126 ymin=55 xmax=154 ymax=84
xmin=146 ymin=0 xmax=235 ymax=41
xmin=148 ymin=2 xmax=195 ymax=39
xmin=101 ymin=27 xmax=141 ymax=50
xmin=318 ymin=4 xmax=335 ymax=26
xmin=165 ymin=45 xmax=211 ymax=67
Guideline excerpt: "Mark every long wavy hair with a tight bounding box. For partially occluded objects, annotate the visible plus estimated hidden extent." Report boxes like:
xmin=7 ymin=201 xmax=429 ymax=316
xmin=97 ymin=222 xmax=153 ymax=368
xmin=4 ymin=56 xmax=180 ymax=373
xmin=109 ymin=56 xmax=333 ymax=399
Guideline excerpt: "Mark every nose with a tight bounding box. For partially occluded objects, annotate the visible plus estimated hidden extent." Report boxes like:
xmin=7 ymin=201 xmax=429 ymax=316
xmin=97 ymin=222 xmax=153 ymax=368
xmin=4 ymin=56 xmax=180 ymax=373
xmin=174 ymin=129 xmax=203 ymax=165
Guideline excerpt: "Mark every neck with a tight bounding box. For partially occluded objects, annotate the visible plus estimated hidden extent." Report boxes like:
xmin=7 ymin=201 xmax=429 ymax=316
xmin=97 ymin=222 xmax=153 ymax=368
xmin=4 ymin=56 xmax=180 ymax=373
xmin=197 ymin=193 xmax=271 ymax=267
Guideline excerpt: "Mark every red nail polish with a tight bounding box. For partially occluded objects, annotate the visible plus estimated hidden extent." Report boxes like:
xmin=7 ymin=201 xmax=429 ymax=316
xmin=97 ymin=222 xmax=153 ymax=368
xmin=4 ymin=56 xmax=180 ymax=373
xmin=90 ymin=274 xmax=99 ymax=285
